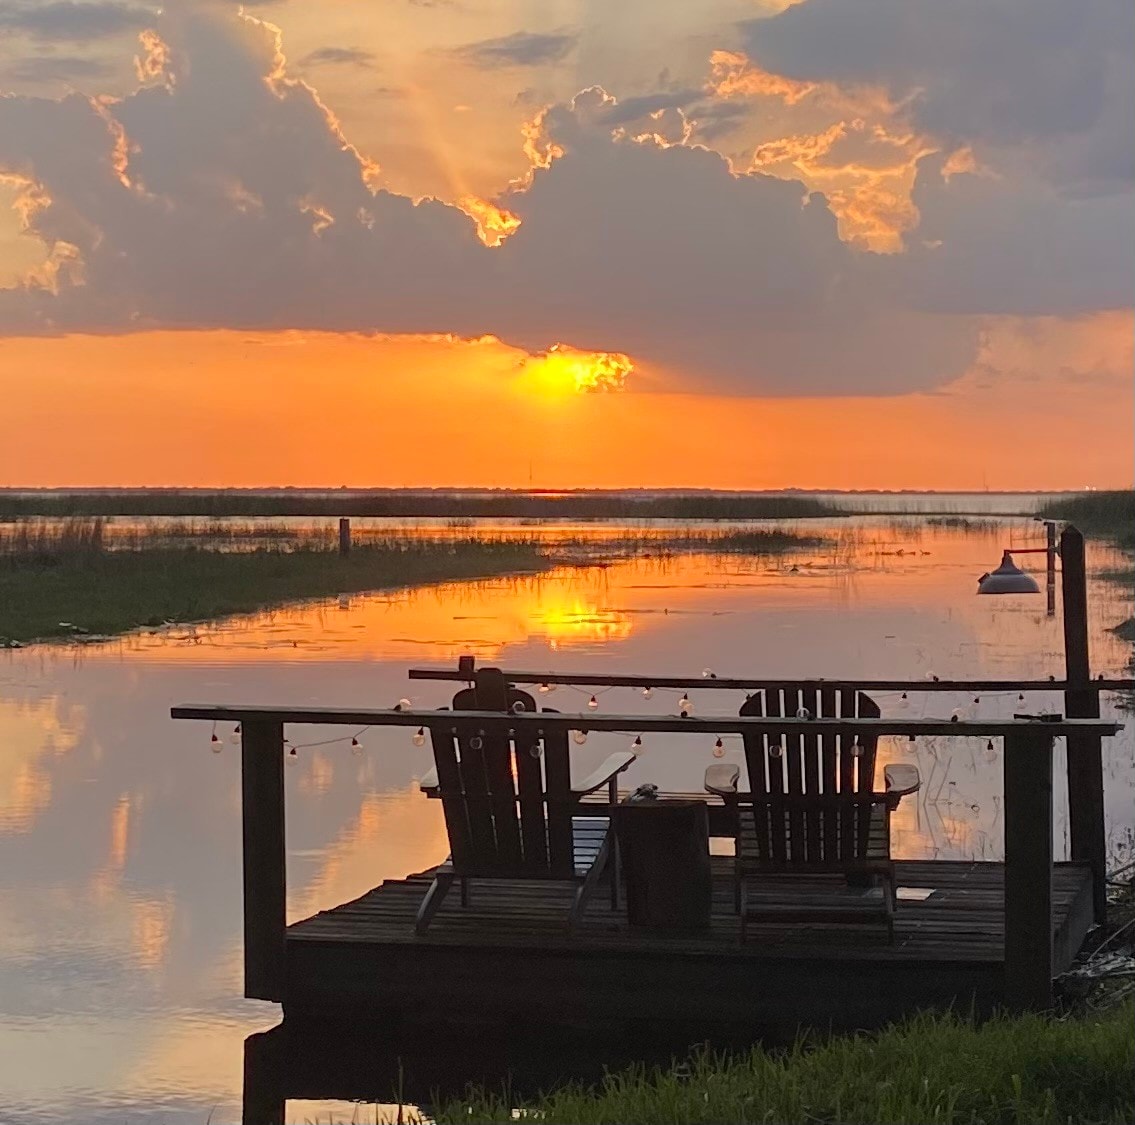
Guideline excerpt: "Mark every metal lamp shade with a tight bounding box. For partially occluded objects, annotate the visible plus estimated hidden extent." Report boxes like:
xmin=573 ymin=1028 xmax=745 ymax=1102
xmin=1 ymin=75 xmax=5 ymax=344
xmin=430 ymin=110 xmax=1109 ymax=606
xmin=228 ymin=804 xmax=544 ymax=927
xmin=977 ymin=551 xmax=1041 ymax=595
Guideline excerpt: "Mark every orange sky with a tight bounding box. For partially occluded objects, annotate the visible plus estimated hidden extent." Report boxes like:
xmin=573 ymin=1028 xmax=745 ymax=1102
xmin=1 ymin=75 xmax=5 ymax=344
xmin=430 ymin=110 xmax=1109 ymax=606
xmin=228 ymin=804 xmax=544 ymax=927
xmin=0 ymin=5 xmax=1131 ymax=491
xmin=1 ymin=321 xmax=1130 ymax=490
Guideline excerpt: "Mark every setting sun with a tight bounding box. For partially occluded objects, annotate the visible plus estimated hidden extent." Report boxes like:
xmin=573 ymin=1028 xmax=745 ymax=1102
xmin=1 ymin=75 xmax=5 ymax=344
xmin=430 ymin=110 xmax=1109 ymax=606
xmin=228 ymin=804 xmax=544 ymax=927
xmin=518 ymin=344 xmax=635 ymax=399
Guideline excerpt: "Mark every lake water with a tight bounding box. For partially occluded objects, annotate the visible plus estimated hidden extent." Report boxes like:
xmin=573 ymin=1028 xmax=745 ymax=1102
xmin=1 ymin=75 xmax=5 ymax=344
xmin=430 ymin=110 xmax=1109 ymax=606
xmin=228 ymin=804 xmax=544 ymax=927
xmin=1 ymin=517 xmax=1131 ymax=1123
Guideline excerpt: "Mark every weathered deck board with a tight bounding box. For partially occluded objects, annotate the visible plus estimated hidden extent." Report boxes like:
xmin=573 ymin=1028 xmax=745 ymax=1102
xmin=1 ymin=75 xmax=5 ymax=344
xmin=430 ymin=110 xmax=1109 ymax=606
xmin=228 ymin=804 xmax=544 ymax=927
xmin=283 ymin=860 xmax=1094 ymax=1027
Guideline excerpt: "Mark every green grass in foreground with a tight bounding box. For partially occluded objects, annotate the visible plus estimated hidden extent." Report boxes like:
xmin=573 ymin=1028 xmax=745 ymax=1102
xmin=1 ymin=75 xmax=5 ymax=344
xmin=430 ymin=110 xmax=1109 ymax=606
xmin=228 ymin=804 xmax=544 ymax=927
xmin=432 ymin=1003 xmax=1134 ymax=1125
xmin=0 ymin=540 xmax=552 ymax=644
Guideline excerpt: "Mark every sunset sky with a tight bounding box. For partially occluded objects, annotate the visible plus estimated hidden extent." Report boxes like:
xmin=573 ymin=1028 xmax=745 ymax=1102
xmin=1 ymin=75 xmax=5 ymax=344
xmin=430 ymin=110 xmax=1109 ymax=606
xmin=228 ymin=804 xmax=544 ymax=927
xmin=0 ymin=0 xmax=1131 ymax=489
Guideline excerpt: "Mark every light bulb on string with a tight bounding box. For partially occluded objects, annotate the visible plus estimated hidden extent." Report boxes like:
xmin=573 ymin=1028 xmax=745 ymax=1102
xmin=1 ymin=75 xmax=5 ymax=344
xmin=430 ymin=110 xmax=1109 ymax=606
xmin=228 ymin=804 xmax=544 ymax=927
xmin=642 ymin=687 xmax=653 ymax=700
xmin=587 ymin=695 xmax=599 ymax=711
xmin=229 ymin=724 xmax=242 ymax=745
xmin=350 ymin=737 xmax=363 ymax=757
xmin=411 ymin=727 xmax=426 ymax=748
xmin=631 ymin=735 xmax=643 ymax=753
xmin=396 ymin=698 xmax=413 ymax=712
xmin=210 ymin=732 xmax=223 ymax=754
xmin=286 ymin=747 xmax=298 ymax=766
xmin=679 ymin=694 xmax=693 ymax=716
xmin=538 ymin=683 xmax=552 ymax=694
xmin=926 ymin=671 xmax=939 ymax=682
xmin=897 ymin=692 xmax=910 ymax=712
xmin=572 ymin=730 xmax=588 ymax=746
xmin=701 ymin=668 xmax=716 ymax=679
xmin=950 ymin=708 xmax=963 ymax=722
xmin=713 ymin=737 xmax=726 ymax=759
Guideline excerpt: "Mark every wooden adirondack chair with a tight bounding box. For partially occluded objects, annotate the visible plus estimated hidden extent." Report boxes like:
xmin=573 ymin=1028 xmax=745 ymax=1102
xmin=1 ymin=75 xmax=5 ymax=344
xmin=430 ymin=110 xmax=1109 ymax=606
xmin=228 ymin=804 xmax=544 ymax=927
xmin=414 ymin=673 xmax=635 ymax=935
xmin=704 ymin=684 xmax=920 ymax=939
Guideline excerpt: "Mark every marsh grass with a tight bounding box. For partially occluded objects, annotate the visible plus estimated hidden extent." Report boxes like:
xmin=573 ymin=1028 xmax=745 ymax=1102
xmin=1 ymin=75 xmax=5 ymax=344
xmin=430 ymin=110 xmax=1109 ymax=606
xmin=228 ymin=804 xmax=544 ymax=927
xmin=0 ymin=490 xmax=836 ymax=521
xmin=0 ymin=519 xmax=821 ymax=644
xmin=1041 ymin=491 xmax=1135 ymax=550
xmin=428 ymin=1003 xmax=1134 ymax=1125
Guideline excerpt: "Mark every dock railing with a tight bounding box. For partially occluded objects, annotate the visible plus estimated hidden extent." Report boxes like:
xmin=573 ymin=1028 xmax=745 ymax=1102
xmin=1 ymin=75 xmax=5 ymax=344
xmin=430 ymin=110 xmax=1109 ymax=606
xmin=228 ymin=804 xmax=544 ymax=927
xmin=171 ymin=698 xmax=1123 ymax=1013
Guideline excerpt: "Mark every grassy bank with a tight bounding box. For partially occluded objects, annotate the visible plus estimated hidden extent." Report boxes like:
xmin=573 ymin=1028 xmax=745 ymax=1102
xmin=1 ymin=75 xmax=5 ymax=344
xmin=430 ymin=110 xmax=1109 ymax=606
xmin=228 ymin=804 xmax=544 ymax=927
xmin=0 ymin=536 xmax=553 ymax=644
xmin=433 ymin=1003 xmax=1134 ymax=1125
xmin=0 ymin=519 xmax=822 ymax=644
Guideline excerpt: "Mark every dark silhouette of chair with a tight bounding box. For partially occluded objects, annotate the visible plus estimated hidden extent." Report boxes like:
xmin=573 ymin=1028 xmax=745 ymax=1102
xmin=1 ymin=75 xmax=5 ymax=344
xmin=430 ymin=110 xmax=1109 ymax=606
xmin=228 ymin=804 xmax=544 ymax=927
xmin=415 ymin=672 xmax=635 ymax=935
xmin=704 ymin=685 xmax=919 ymax=939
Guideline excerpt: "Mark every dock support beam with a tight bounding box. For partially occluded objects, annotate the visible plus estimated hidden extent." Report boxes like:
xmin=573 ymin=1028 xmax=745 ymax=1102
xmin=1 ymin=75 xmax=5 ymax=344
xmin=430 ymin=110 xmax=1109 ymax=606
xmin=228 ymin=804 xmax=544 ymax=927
xmin=1061 ymin=526 xmax=1106 ymax=923
xmin=242 ymin=719 xmax=287 ymax=1002
xmin=338 ymin=517 xmax=351 ymax=557
xmin=1003 ymin=730 xmax=1054 ymax=1012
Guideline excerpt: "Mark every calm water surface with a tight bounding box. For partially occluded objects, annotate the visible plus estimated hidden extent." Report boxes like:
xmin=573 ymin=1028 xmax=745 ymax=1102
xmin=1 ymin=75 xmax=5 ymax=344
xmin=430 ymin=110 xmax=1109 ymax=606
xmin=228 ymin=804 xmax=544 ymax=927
xmin=1 ymin=518 xmax=1132 ymax=1123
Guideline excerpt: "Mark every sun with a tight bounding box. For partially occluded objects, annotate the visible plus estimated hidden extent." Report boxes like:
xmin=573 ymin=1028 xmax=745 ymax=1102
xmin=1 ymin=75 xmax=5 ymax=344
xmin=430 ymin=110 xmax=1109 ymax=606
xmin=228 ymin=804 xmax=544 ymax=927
xmin=518 ymin=344 xmax=634 ymax=399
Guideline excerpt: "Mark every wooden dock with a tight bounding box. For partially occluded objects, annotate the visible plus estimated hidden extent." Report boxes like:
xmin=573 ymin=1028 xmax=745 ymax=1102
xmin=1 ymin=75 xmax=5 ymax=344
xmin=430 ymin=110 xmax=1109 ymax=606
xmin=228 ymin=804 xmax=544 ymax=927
xmin=283 ymin=858 xmax=1094 ymax=1028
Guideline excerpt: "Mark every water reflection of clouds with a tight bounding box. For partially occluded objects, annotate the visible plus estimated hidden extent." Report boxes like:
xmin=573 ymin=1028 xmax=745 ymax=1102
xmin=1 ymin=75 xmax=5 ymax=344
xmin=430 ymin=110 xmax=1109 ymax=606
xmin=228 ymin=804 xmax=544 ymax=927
xmin=0 ymin=520 xmax=1131 ymax=1122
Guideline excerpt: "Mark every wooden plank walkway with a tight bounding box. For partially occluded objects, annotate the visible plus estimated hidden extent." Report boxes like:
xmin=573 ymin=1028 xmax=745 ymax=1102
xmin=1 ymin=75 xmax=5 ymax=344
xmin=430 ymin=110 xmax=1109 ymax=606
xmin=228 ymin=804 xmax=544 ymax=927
xmin=284 ymin=859 xmax=1094 ymax=1028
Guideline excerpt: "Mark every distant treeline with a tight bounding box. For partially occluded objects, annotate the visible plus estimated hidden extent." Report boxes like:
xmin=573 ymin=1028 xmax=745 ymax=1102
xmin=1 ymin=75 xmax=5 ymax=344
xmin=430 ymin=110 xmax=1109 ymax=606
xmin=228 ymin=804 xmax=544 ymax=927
xmin=0 ymin=491 xmax=836 ymax=521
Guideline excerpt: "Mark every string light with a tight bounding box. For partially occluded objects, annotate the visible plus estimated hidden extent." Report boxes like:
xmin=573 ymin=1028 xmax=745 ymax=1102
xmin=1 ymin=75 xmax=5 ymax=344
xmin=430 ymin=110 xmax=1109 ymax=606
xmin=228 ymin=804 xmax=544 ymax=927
xmin=412 ymin=727 xmax=426 ymax=747
xmin=950 ymin=709 xmax=963 ymax=722
xmin=701 ymin=668 xmax=716 ymax=679
xmin=897 ymin=692 xmax=910 ymax=711
xmin=795 ymin=706 xmax=811 ymax=720
xmin=210 ymin=732 xmax=223 ymax=754
xmin=642 ymin=687 xmax=653 ymax=700
xmin=286 ymin=747 xmax=298 ymax=766
xmin=572 ymin=730 xmax=588 ymax=745
xmin=229 ymin=724 xmax=241 ymax=745
xmin=713 ymin=737 xmax=725 ymax=759
xmin=350 ymin=737 xmax=362 ymax=757
xmin=538 ymin=682 xmax=552 ymax=694
xmin=587 ymin=695 xmax=599 ymax=711
xmin=396 ymin=698 xmax=413 ymax=712
xmin=679 ymin=694 xmax=693 ymax=716
xmin=632 ymin=735 xmax=643 ymax=752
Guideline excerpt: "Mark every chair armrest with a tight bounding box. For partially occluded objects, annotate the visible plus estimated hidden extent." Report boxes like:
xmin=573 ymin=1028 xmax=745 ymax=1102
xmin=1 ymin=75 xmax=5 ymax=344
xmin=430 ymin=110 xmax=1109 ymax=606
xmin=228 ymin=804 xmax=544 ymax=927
xmin=884 ymin=763 xmax=921 ymax=799
xmin=419 ymin=766 xmax=439 ymax=796
xmin=705 ymin=763 xmax=741 ymax=797
xmin=572 ymin=751 xmax=636 ymax=798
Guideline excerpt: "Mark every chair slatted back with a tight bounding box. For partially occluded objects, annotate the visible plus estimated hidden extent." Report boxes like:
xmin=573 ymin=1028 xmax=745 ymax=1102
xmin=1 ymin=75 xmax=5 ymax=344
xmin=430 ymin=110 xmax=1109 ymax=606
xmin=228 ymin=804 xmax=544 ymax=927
xmin=739 ymin=684 xmax=884 ymax=866
xmin=426 ymin=669 xmax=575 ymax=878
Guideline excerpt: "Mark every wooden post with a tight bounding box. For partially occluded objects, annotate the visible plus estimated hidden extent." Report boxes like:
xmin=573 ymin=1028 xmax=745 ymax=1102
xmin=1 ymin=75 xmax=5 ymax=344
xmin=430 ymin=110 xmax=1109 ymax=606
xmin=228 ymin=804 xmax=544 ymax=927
xmin=338 ymin=517 xmax=351 ymax=557
xmin=243 ymin=1029 xmax=285 ymax=1125
xmin=1045 ymin=520 xmax=1057 ymax=619
xmin=1003 ymin=729 xmax=1054 ymax=1012
xmin=1061 ymin=526 xmax=1106 ymax=921
xmin=242 ymin=720 xmax=287 ymax=1002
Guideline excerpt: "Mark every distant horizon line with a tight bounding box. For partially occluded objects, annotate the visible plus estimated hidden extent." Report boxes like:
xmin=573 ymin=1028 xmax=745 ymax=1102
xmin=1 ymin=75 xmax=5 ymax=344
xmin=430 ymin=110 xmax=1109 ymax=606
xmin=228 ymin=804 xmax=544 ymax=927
xmin=0 ymin=486 xmax=1114 ymax=497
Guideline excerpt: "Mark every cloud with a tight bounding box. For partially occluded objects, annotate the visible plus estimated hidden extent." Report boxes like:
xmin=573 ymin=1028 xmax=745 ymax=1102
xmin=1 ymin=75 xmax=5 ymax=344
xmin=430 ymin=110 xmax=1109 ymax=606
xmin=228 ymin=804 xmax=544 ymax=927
xmin=298 ymin=46 xmax=375 ymax=69
xmin=449 ymin=29 xmax=577 ymax=69
xmin=0 ymin=6 xmax=1128 ymax=400
xmin=0 ymin=2 xmax=155 ymax=42
xmin=740 ymin=0 xmax=1134 ymax=190
xmin=2 ymin=56 xmax=113 ymax=83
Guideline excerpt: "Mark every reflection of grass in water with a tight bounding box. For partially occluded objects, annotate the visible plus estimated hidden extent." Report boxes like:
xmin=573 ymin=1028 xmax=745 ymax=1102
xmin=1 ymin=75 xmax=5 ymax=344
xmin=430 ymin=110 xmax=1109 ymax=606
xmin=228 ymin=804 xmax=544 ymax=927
xmin=427 ymin=1004 xmax=1133 ymax=1125
xmin=0 ymin=520 xmax=822 ymax=644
